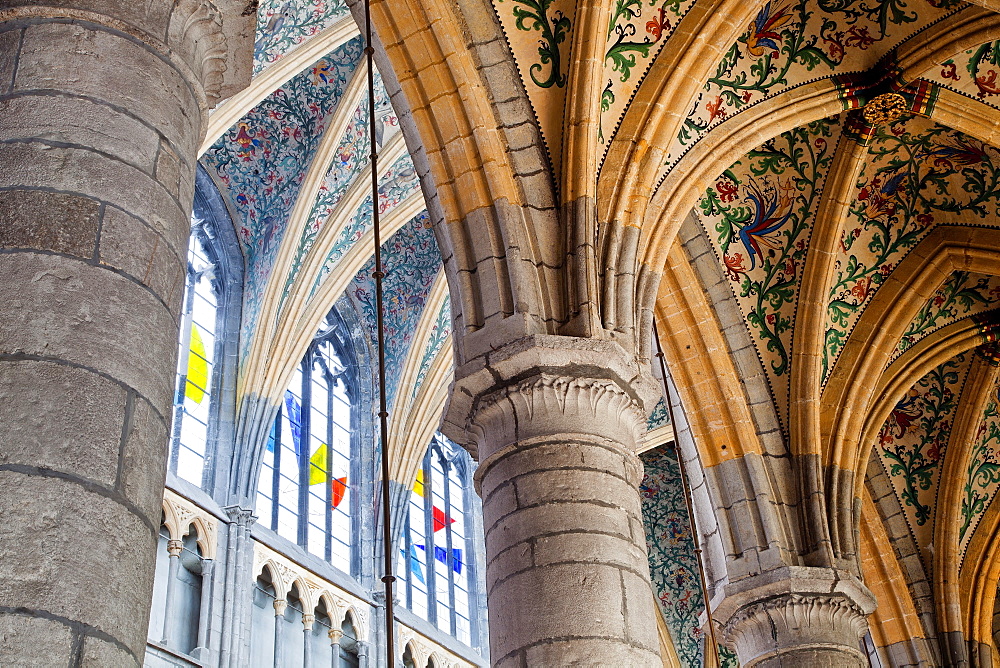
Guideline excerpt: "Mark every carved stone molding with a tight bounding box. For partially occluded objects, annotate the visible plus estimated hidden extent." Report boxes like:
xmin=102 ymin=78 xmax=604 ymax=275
xmin=0 ymin=0 xmax=253 ymax=107
xmin=442 ymin=335 xmax=659 ymax=460
xmin=715 ymin=567 xmax=876 ymax=667
xmin=163 ymin=489 xmax=219 ymax=559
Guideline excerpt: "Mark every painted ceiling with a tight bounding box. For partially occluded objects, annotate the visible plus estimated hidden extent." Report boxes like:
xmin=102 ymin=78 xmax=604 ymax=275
xmin=695 ymin=114 xmax=843 ymax=431
xmin=204 ymin=9 xmax=445 ymax=419
xmin=254 ymin=0 xmax=350 ymax=75
xmin=694 ymin=110 xmax=1000 ymax=433
xmin=640 ymin=445 xmax=736 ymax=668
xmin=873 ymin=347 xmax=1000 ymax=574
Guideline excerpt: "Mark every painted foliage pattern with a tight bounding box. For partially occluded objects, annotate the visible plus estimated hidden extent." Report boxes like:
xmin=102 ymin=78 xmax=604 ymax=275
xmin=349 ymin=213 xmax=441 ymax=411
xmin=204 ymin=40 xmax=364 ymax=360
xmin=640 ymin=447 xmax=735 ymax=668
xmin=825 ymin=115 xmax=1000 ymax=381
xmin=933 ymin=41 xmax=1000 ymax=111
xmin=961 ymin=376 xmax=1000 ymax=556
xmin=412 ymin=296 xmax=453 ymax=401
xmin=311 ymin=154 xmax=423 ymax=296
xmin=254 ymin=0 xmax=350 ymax=75
xmin=599 ymin=0 xmax=696 ymax=151
xmin=877 ymin=352 xmax=972 ymax=569
xmin=647 ymin=396 xmax=671 ymax=431
xmin=661 ymin=0 xmax=962 ymax=173
xmin=892 ymin=271 xmax=1000 ymax=365
xmin=492 ymin=0 xmax=576 ymax=174
xmin=282 ymin=74 xmax=401 ymax=312
xmin=697 ymin=116 xmax=842 ymax=431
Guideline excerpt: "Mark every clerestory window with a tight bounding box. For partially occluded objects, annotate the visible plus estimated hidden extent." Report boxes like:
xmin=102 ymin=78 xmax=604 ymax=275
xmin=256 ymin=312 xmax=356 ymax=574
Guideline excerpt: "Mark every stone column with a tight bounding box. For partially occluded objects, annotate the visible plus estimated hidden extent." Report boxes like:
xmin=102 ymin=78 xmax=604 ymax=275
xmin=273 ymin=599 xmax=287 ymax=667
xmin=192 ymin=558 xmax=214 ymax=660
xmin=163 ymin=539 xmax=185 ymax=646
xmin=714 ymin=567 xmax=875 ymax=667
xmin=303 ymin=613 xmax=316 ymax=668
xmin=357 ymin=640 xmax=371 ymax=668
xmin=329 ymin=628 xmax=344 ymax=668
xmin=441 ymin=336 xmax=662 ymax=667
xmin=0 ymin=2 xmax=249 ymax=666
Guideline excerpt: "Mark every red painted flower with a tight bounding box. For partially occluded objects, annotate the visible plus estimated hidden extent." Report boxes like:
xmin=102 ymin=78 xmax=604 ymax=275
xmin=723 ymin=253 xmax=748 ymax=281
xmin=706 ymin=95 xmax=727 ymax=123
xmin=940 ymin=62 xmax=960 ymax=82
xmin=844 ymin=26 xmax=876 ymax=50
xmin=976 ymin=69 xmax=1000 ymax=98
xmin=645 ymin=7 xmax=671 ymax=41
xmin=716 ymin=178 xmax=738 ymax=202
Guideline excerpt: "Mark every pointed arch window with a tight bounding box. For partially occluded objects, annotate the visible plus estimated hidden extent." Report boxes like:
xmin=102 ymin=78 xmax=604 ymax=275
xmin=169 ymin=169 xmax=242 ymax=491
xmin=397 ymin=434 xmax=482 ymax=646
xmin=256 ymin=312 xmax=356 ymax=574
xmin=171 ymin=227 xmax=219 ymax=486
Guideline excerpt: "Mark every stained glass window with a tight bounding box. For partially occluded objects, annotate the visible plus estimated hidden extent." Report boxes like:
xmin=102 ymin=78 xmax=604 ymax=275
xmin=256 ymin=315 xmax=354 ymax=574
xmin=397 ymin=434 xmax=476 ymax=645
xmin=170 ymin=224 xmax=220 ymax=487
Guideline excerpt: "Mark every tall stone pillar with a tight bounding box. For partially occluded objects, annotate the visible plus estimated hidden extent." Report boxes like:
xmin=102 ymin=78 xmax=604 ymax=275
xmin=0 ymin=2 xmax=250 ymax=665
xmin=715 ymin=567 xmax=875 ymax=667
xmin=442 ymin=336 xmax=662 ymax=667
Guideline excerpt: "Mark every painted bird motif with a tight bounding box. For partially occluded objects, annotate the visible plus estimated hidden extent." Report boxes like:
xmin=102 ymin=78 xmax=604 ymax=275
xmin=255 ymin=2 xmax=294 ymax=53
xmin=745 ymin=2 xmax=793 ymax=57
xmin=735 ymin=179 xmax=793 ymax=271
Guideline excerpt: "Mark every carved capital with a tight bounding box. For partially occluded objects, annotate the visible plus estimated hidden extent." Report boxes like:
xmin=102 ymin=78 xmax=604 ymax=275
xmin=273 ymin=599 xmax=287 ymax=616
xmin=223 ymin=505 xmax=257 ymax=528
xmin=166 ymin=539 xmax=184 ymax=557
xmin=328 ymin=628 xmax=344 ymax=644
xmin=302 ymin=613 xmax=315 ymax=631
xmin=167 ymin=0 xmax=255 ymax=105
xmin=715 ymin=567 xmax=876 ymax=667
xmin=442 ymin=335 xmax=659 ymax=460
xmin=0 ymin=1 xmax=253 ymax=108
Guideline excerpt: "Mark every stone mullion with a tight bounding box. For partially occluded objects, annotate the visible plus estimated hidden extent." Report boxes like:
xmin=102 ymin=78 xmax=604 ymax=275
xmin=0 ymin=3 xmax=248 ymax=665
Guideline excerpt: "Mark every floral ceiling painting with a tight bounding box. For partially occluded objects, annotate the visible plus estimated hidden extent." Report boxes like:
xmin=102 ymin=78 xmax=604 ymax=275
xmin=825 ymin=115 xmax=1000 ymax=381
xmin=875 ymin=351 xmax=974 ymax=571
xmin=254 ymin=0 xmax=351 ymax=75
xmin=695 ymin=115 xmax=843 ymax=432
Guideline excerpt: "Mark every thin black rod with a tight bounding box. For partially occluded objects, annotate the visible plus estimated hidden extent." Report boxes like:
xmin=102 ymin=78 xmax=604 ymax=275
xmin=362 ymin=0 xmax=395 ymax=664
xmin=651 ymin=318 xmax=721 ymax=666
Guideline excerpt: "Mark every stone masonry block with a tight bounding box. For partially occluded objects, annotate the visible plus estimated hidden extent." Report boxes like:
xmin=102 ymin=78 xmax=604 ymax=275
xmin=0 ymin=93 xmax=160 ymax=172
xmin=531 ymin=531 xmax=647 ymax=572
xmin=0 ymin=189 xmax=101 ymax=258
xmin=15 ymin=22 xmax=198 ymax=154
xmin=512 ymin=468 xmax=643 ymax=517
xmin=488 ymin=562 xmax=627 ymax=658
xmin=0 ymin=360 xmax=126 ymax=488
xmin=480 ymin=440 xmax=629 ymax=493
xmin=485 ymin=502 xmax=632 ymax=559
xmin=0 ymin=141 xmax=187 ymax=248
xmin=620 ymin=568 xmax=661 ymax=652
xmin=3 ymin=2 xmax=173 ymax=41
xmin=0 ymin=29 xmax=20 ymax=94
xmin=119 ymin=394 xmax=170 ymax=523
xmin=524 ymin=637 xmax=661 ymax=667
xmin=0 ymin=253 xmax=180 ymax=412
xmin=481 ymin=481 xmax=518 ymax=528
xmin=81 ymin=633 xmax=141 ymax=668
xmin=0 ymin=612 xmax=75 ymax=668
xmin=99 ymin=206 xmax=186 ymax=312
xmin=0 ymin=471 xmax=158 ymax=659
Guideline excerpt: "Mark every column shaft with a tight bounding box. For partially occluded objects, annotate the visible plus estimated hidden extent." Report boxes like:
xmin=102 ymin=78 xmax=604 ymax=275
xmin=443 ymin=337 xmax=663 ymax=667
xmin=0 ymin=2 xmax=248 ymax=665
